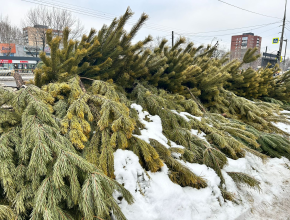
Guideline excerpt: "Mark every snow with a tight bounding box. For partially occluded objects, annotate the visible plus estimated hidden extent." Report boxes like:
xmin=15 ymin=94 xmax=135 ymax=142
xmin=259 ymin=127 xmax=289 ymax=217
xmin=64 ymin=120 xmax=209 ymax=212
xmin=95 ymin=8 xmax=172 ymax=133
xmin=131 ymin=103 xmax=184 ymax=149
xmin=113 ymin=104 xmax=290 ymax=220
xmin=191 ymin=129 xmax=207 ymax=141
xmin=171 ymin=110 xmax=202 ymax=122
xmin=131 ymin=103 xmax=169 ymax=148
xmin=273 ymin=109 xmax=290 ymax=134
xmin=280 ymin=110 xmax=290 ymax=114
xmin=274 ymin=122 xmax=290 ymax=134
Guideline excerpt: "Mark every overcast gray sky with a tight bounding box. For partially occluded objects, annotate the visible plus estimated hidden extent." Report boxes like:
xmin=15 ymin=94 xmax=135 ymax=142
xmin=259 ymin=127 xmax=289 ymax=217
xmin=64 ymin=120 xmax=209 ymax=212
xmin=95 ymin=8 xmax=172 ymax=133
xmin=1 ymin=0 xmax=289 ymax=56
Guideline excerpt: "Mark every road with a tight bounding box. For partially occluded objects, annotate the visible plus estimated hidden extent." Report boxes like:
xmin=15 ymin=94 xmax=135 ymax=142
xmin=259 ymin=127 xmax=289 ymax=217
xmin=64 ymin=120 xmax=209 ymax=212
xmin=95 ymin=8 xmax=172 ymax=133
xmin=0 ymin=75 xmax=34 ymax=87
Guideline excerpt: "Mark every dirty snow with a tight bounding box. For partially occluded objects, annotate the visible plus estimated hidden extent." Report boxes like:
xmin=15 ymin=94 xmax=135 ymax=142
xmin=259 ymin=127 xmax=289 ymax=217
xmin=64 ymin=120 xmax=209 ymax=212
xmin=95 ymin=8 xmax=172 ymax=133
xmin=113 ymin=104 xmax=290 ymax=220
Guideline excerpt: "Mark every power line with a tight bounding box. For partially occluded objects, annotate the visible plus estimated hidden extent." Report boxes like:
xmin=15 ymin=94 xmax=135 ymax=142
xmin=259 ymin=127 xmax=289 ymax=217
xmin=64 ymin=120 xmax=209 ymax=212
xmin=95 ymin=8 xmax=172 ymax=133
xmin=176 ymin=23 xmax=281 ymax=39
xmin=217 ymin=0 xmax=282 ymax=19
xmin=35 ymin=0 xmax=185 ymax=32
xmin=21 ymin=0 xmax=285 ymax=48
xmin=257 ymin=25 xmax=281 ymax=34
xmin=21 ymin=0 xmax=190 ymax=34
xmin=285 ymin=23 xmax=290 ymax=30
xmin=22 ymin=0 xmax=283 ymax=37
xmin=178 ymin=21 xmax=281 ymax=36
xmin=262 ymin=32 xmax=281 ymax=39
xmin=179 ymin=25 xmax=281 ymax=46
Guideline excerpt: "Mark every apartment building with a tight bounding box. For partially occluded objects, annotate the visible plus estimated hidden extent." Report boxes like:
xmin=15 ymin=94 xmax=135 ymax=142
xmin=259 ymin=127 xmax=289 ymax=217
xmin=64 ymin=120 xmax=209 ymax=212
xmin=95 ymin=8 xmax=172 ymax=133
xmin=23 ymin=25 xmax=62 ymax=47
xmin=230 ymin=33 xmax=262 ymax=69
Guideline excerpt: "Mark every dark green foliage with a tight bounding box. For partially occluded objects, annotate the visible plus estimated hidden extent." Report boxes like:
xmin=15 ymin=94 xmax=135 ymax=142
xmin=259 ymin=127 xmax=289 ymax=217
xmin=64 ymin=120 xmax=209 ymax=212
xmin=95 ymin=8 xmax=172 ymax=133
xmin=257 ymin=133 xmax=290 ymax=159
xmin=231 ymin=123 xmax=290 ymax=161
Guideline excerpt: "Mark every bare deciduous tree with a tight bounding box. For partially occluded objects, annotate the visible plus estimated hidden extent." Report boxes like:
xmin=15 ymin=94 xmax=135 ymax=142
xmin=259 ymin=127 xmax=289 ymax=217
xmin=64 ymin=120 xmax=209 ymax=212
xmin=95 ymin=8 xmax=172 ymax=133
xmin=0 ymin=16 xmax=24 ymax=55
xmin=23 ymin=6 xmax=51 ymax=53
xmin=51 ymin=8 xmax=84 ymax=39
xmin=23 ymin=6 xmax=85 ymax=55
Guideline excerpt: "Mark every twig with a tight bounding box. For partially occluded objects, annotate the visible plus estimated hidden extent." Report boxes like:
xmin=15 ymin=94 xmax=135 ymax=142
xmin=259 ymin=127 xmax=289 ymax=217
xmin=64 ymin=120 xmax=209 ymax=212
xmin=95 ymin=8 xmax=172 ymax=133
xmin=79 ymin=78 xmax=86 ymax=93
xmin=186 ymin=87 xmax=206 ymax=113
xmin=80 ymin=76 xmax=95 ymax=81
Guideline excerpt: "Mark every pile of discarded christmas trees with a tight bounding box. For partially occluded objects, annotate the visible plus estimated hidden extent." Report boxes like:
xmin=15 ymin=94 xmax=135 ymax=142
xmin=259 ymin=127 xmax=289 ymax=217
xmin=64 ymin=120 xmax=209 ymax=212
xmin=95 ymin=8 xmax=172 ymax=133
xmin=1 ymin=8 xmax=290 ymax=220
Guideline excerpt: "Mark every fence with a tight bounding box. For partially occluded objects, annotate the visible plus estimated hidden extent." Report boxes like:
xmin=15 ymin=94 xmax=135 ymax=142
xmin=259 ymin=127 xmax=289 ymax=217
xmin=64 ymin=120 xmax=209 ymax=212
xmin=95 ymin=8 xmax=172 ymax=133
xmin=0 ymin=69 xmax=35 ymax=76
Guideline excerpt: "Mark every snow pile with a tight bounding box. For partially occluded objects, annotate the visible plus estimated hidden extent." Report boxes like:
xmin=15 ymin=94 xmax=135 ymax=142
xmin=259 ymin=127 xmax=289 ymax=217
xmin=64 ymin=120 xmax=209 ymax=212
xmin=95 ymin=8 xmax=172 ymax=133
xmin=275 ymin=110 xmax=290 ymax=134
xmin=114 ymin=104 xmax=290 ymax=220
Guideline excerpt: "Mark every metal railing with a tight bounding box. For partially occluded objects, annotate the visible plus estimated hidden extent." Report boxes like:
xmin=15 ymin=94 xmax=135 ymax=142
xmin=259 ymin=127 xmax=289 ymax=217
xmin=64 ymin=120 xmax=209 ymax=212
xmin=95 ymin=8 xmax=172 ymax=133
xmin=0 ymin=69 xmax=35 ymax=76
xmin=14 ymin=69 xmax=35 ymax=74
xmin=0 ymin=71 xmax=13 ymax=76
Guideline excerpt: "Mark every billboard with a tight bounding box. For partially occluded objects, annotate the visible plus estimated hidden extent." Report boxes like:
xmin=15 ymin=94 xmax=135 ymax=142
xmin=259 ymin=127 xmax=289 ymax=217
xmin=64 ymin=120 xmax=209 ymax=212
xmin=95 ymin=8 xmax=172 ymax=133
xmin=0 ymin=43 xmax=16 ymax=54
xmin=44 ymin=46 xmax=51 ymax=53
xmin=0 ymin=59 xmax=37 ymax=64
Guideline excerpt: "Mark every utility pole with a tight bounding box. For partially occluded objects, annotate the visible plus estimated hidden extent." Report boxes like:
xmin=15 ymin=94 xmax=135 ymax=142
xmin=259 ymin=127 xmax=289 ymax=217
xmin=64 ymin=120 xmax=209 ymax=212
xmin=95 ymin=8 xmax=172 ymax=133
xmin=284 ymin=39 xmax=288 ymax=70
xmin=172 ymin=31 xmax=174 ymax=48
xmin=278 ymin=0 xmax=287 ymax=65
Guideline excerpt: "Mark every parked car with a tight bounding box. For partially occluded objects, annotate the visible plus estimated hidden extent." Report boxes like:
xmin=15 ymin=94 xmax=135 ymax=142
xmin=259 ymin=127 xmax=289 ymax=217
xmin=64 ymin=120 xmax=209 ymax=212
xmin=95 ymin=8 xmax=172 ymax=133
xmin=0 ymin=67 xmax=12 ymax=76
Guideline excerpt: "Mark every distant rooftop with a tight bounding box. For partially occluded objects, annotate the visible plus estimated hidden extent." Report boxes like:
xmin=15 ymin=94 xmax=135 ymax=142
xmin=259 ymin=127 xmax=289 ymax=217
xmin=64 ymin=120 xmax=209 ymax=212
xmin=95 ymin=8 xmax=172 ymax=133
xmin=243 ymin=33 xmax=254 ymax=36
xmin=33 ymin=25 xmax=48 ymax=29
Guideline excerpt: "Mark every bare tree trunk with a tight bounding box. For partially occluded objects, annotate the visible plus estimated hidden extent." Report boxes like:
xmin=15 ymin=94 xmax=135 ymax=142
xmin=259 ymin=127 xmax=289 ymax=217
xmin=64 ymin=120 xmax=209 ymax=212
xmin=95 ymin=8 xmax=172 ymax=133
xmin=13 ymin=71 xmax=24 ymax=88
xmin=36 ymin=39 xmax=38 ymax=58
xmin=6 ymin=43 xmax=11 ymax=56
xmin=26 ymin=46 xmax=35 ymax=57
xmin=42 ymin=36 xmax=45 ymax=52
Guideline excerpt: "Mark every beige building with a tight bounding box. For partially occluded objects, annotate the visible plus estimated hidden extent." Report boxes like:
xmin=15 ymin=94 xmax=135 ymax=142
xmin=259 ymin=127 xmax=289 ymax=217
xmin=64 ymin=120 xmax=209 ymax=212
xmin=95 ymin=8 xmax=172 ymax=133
xmin=23 ymin=25 xmax=62 ymax=48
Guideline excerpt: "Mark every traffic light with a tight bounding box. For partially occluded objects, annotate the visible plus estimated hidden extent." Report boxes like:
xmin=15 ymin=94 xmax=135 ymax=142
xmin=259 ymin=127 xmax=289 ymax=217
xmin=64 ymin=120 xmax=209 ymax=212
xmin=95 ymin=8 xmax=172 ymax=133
xmin=277 ymin=51 xmax=281 ymax=60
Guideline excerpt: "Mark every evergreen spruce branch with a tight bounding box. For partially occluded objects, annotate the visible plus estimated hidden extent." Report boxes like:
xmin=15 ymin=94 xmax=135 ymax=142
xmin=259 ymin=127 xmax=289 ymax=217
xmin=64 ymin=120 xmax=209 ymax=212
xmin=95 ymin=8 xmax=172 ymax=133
xmin=0 ymin=141 xmax=17 ymax=201
xmin=42 ymin=82 xmax=71 ymax=100
xmin=0 ymin=84 xmax=133 ymax=219
xmin=203 ymin=146 xmax=227 ymax=185
xmin=243 ymin=146 xmax=268 ymax=162
xmin=129 ymin=136 xmax=163 ymax=172
xmin=79 ymin=171 xmax=133 ymax=220
xmin=220 ymin=188 xmax=237 ymax=203
xmin=91 ymin=80 xmax=120 ymax=101
xmin=186 ymin=87 xmax=206 ymax=113
xmin=227 ymin=172 xmax=261 ymax=191
xmin=0 ymin=86 xmax=15 ymax=106
xmin=150 ymin=139 xmax=207 ymax=188
xmin=169 ymin=147 xmax=185 ymax=155
xmin=0 ymin=205 xmax=16 ymax=219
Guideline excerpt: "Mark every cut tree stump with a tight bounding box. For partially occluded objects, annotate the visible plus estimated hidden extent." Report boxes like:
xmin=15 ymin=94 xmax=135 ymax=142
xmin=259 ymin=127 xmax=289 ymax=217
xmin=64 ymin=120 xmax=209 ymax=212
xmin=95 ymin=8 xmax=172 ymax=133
xmin=13 ymin=71 xmax=24 ymax=89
